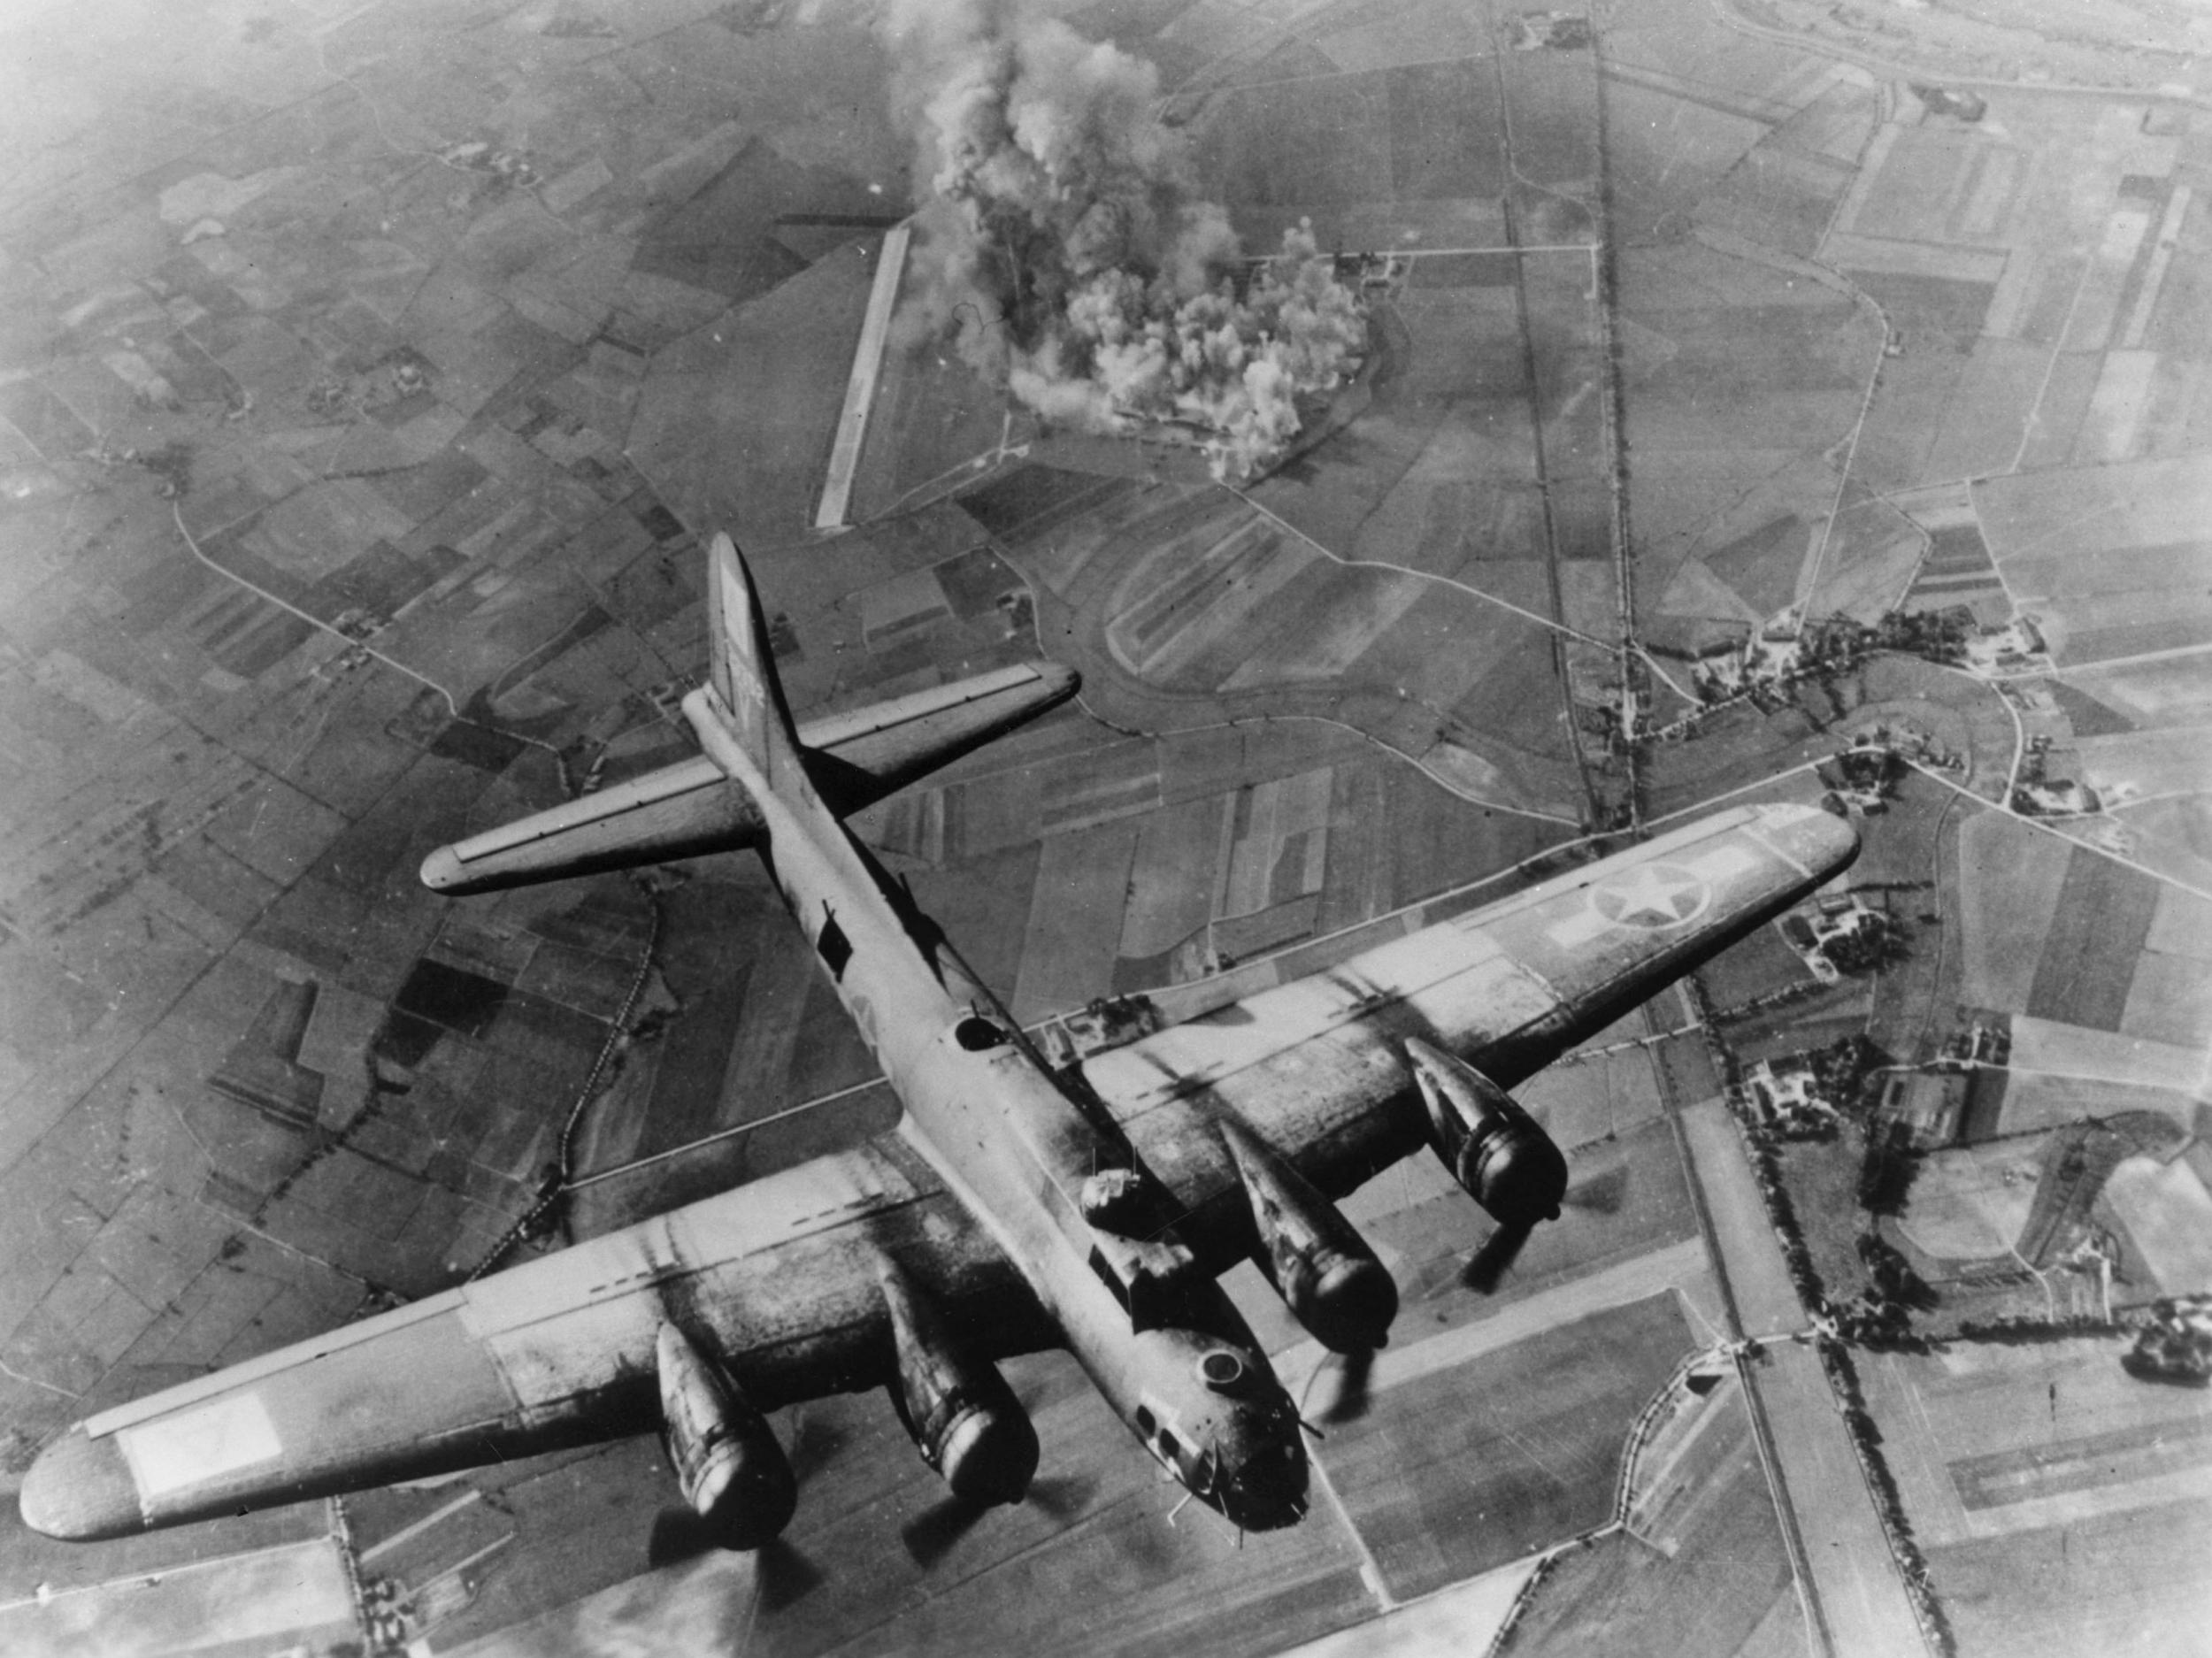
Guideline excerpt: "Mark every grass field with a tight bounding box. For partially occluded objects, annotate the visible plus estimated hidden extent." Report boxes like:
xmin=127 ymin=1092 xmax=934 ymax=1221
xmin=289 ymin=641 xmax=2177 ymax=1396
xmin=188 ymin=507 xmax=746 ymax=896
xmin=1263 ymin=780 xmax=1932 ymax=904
xmin=1932 ymin=1495 xmax=2212 ymax=1657
xmin=1641 ymin=702 xmax=1831 ymax=819
xmin=1010 ymin=820 xmax=1143 ymax=1024
xmin=2147 ymin=887 xmax=2212 ymax=956
xmin=1993 ymin=1073 xmax=2200 ymax=1139
xmin=1248 ymin=288 xmax=1533 ymax=563
xmin=1894 ymin=1138 xmax=2040 ymax=1265
xmin=1326 ymin=1291 xmax=1693 ymax=1601
xmin=1956 ymin=810 xmax=2071 ymax=1011
xmin=1520 ymin=1045 xmax=1669 ymax=1154
xmin=1976 ymin=456 xmax=2212 ymax=665
xmin=2024 ymin=848 xmax=2164 ymax=1032
xmin=2103 ymin=1155 xmax=2212 ymax=1294
xmin=1697 ymin=919 xmax=1817 ymax=1014
xmin=1858 ymin=1331 xmax=2212 ymax=1653
xmin=2009 ymin=1013 xmax=2204 ymax=1094
xmin=1504 ymin=1378 xmax=1796 ymax=1658
xmin=1377 ymin=1116 xmax=1701 ymax=1318
xmin=2120 ymin=948 xmax=2212 ymax=1048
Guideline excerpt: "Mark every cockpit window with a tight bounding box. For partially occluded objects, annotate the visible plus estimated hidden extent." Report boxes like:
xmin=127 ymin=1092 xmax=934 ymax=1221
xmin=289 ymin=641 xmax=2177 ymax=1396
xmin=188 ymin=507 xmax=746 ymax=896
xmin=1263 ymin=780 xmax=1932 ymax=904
xmin=1157 ymin=1428 xmax=1180 ymax=1464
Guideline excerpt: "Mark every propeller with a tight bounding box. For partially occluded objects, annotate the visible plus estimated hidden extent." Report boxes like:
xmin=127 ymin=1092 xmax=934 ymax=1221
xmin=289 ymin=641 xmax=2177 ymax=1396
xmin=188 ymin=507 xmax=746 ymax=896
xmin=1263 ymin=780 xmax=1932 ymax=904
xmin=1565 ymin=1165 xmax=1625 ymax=1217
xmin=1460 ymin=1221 xmax=1533 ymax=1294
xmin=645 ymin=1514 xmax=824 ymax=1609
xmin=901 ymin=1493 xmax=987 ymax=1567
xmin=754 ymin=1538 xmax=826 ymax=1609
xmin=1026 ymin=1473 xmax=1093 ymax=1518
xmin=1313 ymin=1346 xmax=1376 ymax=1425
xmin=645 ymin=1405 xmax=838 ymax=1595
xmin=902 ymin=1472 xmax=1091 ymax=1567
xmin=646 ymin=1505 xmax=723 ymax=1569
xmin=1460 ymin=1162 xmax=1628 ymax=1294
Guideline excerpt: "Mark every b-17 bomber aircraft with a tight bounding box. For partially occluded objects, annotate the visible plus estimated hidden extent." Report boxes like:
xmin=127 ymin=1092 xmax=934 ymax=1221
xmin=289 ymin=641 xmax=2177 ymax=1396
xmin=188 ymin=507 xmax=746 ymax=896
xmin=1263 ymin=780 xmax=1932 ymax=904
xmin=21 ymin=534 xmax=1858 ymax=1557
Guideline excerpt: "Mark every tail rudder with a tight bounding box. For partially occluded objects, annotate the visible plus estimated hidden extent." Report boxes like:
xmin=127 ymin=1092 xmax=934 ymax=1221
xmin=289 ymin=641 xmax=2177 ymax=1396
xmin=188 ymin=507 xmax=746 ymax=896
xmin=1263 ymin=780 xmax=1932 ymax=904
xmin=693 ymin=532 xmax=803 ymax=787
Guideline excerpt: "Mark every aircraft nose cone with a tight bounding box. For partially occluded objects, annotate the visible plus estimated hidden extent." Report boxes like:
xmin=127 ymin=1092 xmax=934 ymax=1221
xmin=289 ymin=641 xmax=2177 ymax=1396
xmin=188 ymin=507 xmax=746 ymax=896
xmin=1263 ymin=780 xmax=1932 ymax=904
xmin=20 ymin=1426 xmax=143 ymax=1541
xmin=1217 ymin=1435 xmax=1310 ymax=1532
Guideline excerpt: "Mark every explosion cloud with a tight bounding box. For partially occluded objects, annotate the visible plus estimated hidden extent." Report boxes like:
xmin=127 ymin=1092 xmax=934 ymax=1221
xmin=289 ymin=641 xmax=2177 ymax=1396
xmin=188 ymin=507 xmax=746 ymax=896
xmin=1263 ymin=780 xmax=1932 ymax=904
xmin=882 ymin=0 xmax=1366 ymax=481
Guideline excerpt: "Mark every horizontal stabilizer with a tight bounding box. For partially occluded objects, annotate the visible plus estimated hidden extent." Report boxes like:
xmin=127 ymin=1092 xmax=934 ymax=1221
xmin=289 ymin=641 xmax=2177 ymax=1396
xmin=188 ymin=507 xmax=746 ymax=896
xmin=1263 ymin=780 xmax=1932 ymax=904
xmin=420 ymin=661 xmax=1076 ymax=895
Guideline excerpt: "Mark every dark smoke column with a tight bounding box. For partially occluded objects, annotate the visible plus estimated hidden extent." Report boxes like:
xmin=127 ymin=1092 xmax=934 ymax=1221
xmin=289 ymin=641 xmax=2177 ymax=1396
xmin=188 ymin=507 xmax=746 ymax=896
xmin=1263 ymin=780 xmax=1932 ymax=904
xmin=883 ymin=0 xmax=1365 ymax=481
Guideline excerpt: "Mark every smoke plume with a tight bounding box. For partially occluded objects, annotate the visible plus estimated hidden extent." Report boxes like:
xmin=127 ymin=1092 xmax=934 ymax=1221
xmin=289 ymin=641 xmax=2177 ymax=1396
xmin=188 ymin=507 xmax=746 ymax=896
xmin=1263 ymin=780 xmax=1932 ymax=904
xmin=883 ymin=1 xmax=1366 ymax=481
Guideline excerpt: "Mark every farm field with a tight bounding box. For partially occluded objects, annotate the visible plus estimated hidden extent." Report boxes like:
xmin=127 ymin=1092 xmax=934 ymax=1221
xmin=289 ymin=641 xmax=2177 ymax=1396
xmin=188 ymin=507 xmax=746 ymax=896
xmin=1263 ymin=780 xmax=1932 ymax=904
xmin=1859 ymin=1339 xmax=2212 ymax=1657
xmin=1502 ymin=1370 xmax=1801 ymax=1658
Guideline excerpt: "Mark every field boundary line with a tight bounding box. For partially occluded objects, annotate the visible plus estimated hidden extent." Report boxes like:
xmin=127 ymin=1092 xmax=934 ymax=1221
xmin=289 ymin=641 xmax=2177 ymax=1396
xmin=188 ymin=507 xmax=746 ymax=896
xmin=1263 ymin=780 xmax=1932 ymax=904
xmin=1905 ymin=758 xmax=2212 ymax=902
xmin=1223 ymin=487 xmax=1617 ymax=653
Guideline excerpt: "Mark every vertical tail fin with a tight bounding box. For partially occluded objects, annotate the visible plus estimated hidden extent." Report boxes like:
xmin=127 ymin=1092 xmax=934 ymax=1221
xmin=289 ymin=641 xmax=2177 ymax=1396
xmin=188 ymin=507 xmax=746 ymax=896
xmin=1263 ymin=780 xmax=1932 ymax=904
xmin=694 ymin=532 xmax=804 ymax=789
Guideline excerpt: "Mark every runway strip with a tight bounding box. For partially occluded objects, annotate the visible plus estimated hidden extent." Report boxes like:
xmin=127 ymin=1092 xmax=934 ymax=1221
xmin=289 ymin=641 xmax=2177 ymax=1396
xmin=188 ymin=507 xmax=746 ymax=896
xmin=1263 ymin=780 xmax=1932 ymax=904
xmin=815 ymin=221 xmax=912 ymax=530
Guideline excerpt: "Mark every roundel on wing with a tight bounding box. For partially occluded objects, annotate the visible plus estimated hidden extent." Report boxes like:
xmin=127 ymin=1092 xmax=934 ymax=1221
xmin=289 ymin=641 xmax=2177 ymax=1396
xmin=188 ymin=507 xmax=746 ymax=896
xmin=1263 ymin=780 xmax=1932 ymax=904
xmin=1589 ymin=862 xmax=1710 ymax=930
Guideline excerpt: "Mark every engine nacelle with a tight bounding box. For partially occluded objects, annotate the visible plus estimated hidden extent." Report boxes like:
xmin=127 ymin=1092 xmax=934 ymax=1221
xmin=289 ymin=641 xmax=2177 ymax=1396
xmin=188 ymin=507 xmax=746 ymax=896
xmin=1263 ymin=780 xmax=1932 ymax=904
xmin=1218 ymin=1116 xmax=1398 ymax=1354
xmin=656 ymin=1322 xmax=797 ymax=1550
xmin=1405 ymin=1039 xmax=1568 ymax=1231
xmin=878 ymin=1259 xmax=1040 ymax=1507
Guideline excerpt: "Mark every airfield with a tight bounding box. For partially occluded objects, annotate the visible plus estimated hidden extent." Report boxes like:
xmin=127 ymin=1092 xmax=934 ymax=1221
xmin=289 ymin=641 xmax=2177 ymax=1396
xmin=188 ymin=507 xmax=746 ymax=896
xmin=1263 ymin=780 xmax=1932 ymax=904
xmin=3 ymin=0 xmax=2210 ymax=1654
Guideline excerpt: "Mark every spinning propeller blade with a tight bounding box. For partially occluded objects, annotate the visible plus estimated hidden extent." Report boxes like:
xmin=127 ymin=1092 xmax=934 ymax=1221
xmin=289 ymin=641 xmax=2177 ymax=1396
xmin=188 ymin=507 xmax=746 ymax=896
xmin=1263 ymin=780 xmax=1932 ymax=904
xmin=1461 ymin=1221 xmax=1533 ymax=1294
xmin=1317 ymin=1346 xmax=1376 ymax=1425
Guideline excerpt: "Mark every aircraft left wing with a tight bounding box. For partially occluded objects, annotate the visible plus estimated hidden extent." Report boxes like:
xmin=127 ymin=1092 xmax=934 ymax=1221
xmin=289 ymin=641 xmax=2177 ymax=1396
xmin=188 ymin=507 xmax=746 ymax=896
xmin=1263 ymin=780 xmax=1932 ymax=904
xmin=19 ymin=1135 xmax=1050 ymax=1541
xmin=1077 ymin=802 xmax=1857 ymax=1265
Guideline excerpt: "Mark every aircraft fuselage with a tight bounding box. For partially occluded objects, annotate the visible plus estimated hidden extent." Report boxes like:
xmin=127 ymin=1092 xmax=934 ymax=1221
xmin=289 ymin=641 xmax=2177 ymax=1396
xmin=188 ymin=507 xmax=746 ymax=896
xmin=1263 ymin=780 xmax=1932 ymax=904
xmin=682 ymin=689 xmax=1310 ymax=1529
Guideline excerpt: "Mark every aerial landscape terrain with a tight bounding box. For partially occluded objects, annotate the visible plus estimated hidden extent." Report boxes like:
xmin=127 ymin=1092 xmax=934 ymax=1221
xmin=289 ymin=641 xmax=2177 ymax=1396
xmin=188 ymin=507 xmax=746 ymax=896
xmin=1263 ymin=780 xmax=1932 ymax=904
xmin=0 ymin=0 xmax=2208 ymax=1654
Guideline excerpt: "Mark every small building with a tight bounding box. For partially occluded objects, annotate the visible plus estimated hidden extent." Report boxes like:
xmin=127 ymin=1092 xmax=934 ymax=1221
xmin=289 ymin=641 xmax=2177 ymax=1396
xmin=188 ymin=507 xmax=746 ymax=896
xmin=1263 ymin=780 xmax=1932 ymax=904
xmin=1912 ymin=84 xmax=1988 ymax=121
xmin=1880 ymin=1071 xmax=1967 ymax=1149
xmin=1747 ymin=1057 xmax=1837 ymax=1135
xmin=2014 ymin=779 xmax=2099 ymax=817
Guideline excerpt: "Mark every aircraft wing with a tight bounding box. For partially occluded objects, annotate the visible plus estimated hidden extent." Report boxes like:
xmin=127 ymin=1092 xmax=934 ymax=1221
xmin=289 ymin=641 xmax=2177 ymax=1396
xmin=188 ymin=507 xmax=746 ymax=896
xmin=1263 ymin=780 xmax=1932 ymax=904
xmin=420 ymin=662 xmax=1076 ymax=895
xmin=1079 ymin=802 xmax=1858 ymax=1263
xmin=19 ymin=1134 xmax=1050 ymax=1541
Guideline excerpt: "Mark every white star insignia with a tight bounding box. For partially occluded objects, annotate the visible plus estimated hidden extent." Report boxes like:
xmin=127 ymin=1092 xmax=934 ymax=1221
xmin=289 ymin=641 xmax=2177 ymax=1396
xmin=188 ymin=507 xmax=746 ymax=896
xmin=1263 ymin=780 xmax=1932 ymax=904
xmin=1593 ymin=863 xmax=1709 ymax=929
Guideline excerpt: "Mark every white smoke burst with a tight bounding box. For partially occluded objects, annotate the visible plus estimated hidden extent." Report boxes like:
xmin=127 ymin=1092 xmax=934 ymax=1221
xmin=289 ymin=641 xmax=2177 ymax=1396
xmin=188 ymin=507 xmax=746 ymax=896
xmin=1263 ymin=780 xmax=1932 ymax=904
xmin=883 ymin=0 xmax=1366 ymax=482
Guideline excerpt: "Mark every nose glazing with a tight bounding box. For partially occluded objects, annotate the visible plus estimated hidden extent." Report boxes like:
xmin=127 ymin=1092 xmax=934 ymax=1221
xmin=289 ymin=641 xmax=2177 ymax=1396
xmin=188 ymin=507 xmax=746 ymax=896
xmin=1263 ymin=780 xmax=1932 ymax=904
xmin=1217 ymin=1435 xmax=1309 ymax=1530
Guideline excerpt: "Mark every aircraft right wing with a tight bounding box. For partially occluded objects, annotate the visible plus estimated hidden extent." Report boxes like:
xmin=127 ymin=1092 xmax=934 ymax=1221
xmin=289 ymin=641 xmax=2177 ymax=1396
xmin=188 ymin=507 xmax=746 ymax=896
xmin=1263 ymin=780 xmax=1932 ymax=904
xmin=1075 ymin=802 xmax=1859 ymax=1268
xmin=420 ymin=661 xmax=1076 ymax=895
xmin=19 ymin=1133 xmax=1052 ymax=1541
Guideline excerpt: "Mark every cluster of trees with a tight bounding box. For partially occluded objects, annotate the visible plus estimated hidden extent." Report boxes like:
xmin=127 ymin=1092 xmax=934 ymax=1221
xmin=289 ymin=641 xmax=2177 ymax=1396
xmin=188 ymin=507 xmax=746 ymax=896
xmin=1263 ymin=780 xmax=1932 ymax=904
xmin=1705 ymin=981 xmax=1959 ymax=1645
xmin=1821 ymin=908 xmax=1911 ymax=974
xmin=1858 ymin=1120 xmax=1921 ymax=1216
xmin=1834 ymin=1232 xmax=1939 ymax=1348
xmin=1815 ymin=1336 xmax=1959 ymax=1654
xmin=1870 ymin=608 xmax=1974 ymax=664
xmin=1824 ymin=743 xmax=1908 ymax=801
xmin=2122 ymin=1297 xmax=2212 ymax=1385
xmin=1812 ymin=1033 xmax=1892 ymax=1114
xmin=1746 ymin=1033 xmax=1894 ymax=1145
